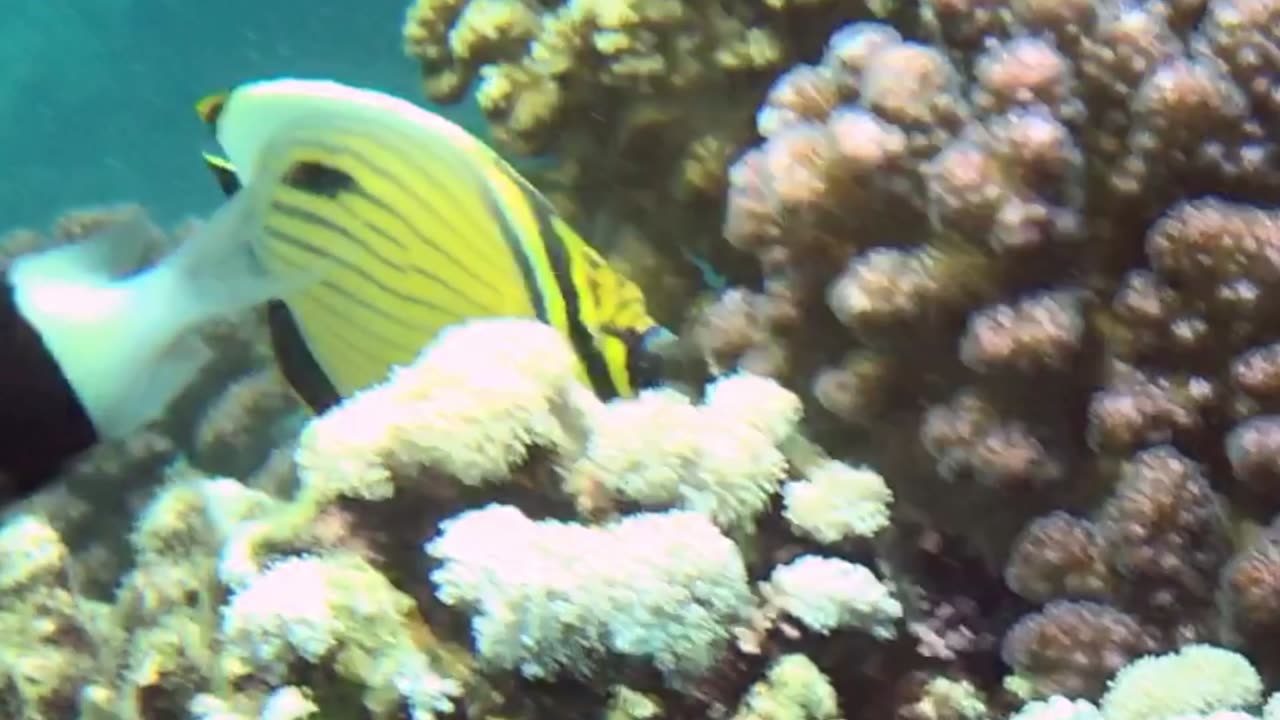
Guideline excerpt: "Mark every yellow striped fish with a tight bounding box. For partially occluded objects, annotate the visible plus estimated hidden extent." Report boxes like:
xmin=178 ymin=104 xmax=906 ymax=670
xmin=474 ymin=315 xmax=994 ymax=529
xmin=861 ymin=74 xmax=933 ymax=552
xmin=195 ymin=78 xmax=674 ymax=412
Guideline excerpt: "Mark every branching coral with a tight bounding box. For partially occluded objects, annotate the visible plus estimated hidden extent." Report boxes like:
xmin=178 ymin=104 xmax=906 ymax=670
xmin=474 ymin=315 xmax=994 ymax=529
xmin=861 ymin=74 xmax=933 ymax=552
xmin=0 ymin=311 xmax=908 ymax=719
xmin=1000 ymin=600 xmax=1157 ymax=699
xmin=1099 ymin=644 xmax=1264 ymax=720
xmin=1000 ymin=445 xmax=1234 ymax=694
xmin=0 ymin=515 xmax=105 ymax=720
xmin=427 ymin=503 xmax=753 ymax=684
xmin=0 ymin=476 xmax=461 ymax=720
xmin=1221 ymin=517 xmax=1280 ymax=676
xmin=405 ymin=0 xmax=788 ymax=153
xmin=704 ymin=3 xmax=1280 ymax=521
xmin=730 ymin=653 xmax=842 ymax=720
xmin=220 ymin=553 xmax=460 ymax=719
xmin=759 ymin=555 xmax=901 ymax=638
xmin=290 ymin=317 xmax=892 ymax=539
xmin=692 ymin=2 xmax=1280 ymax=712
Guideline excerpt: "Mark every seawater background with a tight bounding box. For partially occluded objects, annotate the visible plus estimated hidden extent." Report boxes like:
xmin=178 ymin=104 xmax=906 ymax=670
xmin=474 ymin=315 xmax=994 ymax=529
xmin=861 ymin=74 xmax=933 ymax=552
xmin=0 ymin=0 xmax=486 ymax=228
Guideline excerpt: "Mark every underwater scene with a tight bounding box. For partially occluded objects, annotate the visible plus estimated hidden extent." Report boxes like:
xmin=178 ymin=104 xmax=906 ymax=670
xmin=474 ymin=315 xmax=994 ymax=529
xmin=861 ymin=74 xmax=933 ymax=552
xmin=2 ymin=0 xmax=1280 ymax=718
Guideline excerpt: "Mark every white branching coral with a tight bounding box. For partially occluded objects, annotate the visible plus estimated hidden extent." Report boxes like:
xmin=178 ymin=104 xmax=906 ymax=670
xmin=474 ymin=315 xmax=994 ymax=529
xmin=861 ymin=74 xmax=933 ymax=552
xmin=0 ymin=514 xmax=67 ymax=594
xmin=566 ymin=372 xmax=808 ymax=530
xmin=566 ymin=371 xmax=894 ymax=533
xmin=782 ymin=460 xmax=893 ymax=543
xmin=1099 ymin=645 xmax=1263 ymax=720
xmin=731 ymin=653 xmax=841 ymax=720
xmin=426 ymin=503 xmax=753 ymax=684
xmin=131 ymin=476 xmax=278 ymax=562
xmin=761 ymin=555 xmax=902 ymax=639
xmin=189 ymin=687 xmax=319 ymax=720
xmin=1010 ymin=696 xmax=1102 ymax=720
xmin=221 ymin=553 xmax=459 ymax=719
xmin=291 ymin=317 xmax=881 ymax=538
xmin=294 ymin=318 xmax=600 ymax=503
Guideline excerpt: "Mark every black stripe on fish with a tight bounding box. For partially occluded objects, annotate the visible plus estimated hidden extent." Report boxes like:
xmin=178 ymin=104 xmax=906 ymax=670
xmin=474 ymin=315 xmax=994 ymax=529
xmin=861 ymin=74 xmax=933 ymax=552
xmin=526 ymin=196 xmax=618 ymax=400
xmin=297 ymin=135 xmax=507 ymax=293
xmin=270 ymin=193 xmax=488 ymax=315
xmin=259 ymin=220 xmax=445 ymax=333
xmin=480 ymin=180 xmax=549 ymax=327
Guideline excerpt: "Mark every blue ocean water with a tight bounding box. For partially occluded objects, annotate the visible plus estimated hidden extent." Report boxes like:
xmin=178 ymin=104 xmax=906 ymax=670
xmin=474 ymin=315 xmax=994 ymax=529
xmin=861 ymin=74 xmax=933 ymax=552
xmin=0 ymin=0 xmax=486 ymax=228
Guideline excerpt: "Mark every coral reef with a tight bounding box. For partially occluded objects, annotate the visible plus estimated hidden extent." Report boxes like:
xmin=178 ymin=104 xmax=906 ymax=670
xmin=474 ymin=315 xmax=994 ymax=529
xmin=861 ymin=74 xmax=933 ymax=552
xmin=707 ymin=4 xmax=1280 ymax=509
xmin=1 ymin=316 xmax=903 ymax=719
xmin=693 ymin=0 xmax=1280 ymax=711
xmin=6 ymin=0 xmax=1280 ymax=714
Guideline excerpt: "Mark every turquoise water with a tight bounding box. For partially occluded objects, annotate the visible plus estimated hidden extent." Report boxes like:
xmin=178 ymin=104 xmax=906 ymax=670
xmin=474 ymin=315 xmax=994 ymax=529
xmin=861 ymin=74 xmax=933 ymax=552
xmin=0 ymin=0 xmax=485 ymax=227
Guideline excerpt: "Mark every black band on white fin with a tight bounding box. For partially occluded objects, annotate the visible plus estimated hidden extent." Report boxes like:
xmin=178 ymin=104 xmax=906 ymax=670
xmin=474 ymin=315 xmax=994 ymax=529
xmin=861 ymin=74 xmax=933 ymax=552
xmin=0 ymin=278 xmax=98 ymax=503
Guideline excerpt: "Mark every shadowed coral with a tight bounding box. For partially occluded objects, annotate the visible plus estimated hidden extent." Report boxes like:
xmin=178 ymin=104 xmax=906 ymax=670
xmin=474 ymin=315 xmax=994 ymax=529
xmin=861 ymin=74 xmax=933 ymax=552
xmin=730 ymin=654 xmax=841 ymax=720
xmin=1227 ymin=417 xmax=1280 ymax=499
xmin=899 ymin=677 xmax=990 ymax=720
xmin=97 ymin=478 xmax=278 ymax=718
xmin=1001 ymin=600 xmax=1157 ymax=699
xmin=192 ymin=369 xmax=300 ymax=479
xmin=1004 ymin=510 xmax=1113 ymax=604
xmin=0 ymin=515 xmax=104 ymax=720
xmin=959 ymin=291 xmax=1087 ymax=375
xmin=1093 ymin=446 xmax=1230 ymax=621
xmin=1003 ymin=445 xmax=1233 ymax=691
xmin=1220 ymin=517 xmax=1280 ymax=674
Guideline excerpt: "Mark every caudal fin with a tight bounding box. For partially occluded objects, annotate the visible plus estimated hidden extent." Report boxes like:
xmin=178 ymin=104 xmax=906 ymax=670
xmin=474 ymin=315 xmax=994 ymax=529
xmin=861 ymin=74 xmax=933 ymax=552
xmin=7 ymin=192 xmax=289 ymax=439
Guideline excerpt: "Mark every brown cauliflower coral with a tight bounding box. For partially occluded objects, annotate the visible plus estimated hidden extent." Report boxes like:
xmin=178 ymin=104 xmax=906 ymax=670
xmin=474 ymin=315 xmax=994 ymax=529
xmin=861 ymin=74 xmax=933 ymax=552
xmin=700 ymin=0 xmax=1280 ymax=540
xmin=697 ymin=1 xmax=1280 ymax=700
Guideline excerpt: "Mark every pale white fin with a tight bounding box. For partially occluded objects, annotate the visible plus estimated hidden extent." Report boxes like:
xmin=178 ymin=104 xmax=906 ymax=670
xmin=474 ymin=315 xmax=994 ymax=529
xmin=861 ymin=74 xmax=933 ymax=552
xmin=28 ymin=208 xmax=162 ymax=282
xmin=7 ymin=189 xmax=293 ymax=438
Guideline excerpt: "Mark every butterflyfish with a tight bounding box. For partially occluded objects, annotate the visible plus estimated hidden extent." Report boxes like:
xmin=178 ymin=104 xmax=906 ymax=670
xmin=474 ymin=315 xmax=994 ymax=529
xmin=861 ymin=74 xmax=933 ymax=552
xmin=0 ymin=77 xmax=675 ymax=507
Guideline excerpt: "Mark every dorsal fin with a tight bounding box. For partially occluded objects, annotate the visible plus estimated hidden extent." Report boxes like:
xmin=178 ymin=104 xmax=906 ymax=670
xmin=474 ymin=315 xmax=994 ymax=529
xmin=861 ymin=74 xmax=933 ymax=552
xmin=195 ymin=91 xmax=229 ymax=126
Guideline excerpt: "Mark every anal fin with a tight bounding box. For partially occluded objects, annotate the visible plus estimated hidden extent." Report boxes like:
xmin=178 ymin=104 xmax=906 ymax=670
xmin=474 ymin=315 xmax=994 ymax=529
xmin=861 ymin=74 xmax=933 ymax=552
xmin=267 ymin=299 xmax=340 ymax=413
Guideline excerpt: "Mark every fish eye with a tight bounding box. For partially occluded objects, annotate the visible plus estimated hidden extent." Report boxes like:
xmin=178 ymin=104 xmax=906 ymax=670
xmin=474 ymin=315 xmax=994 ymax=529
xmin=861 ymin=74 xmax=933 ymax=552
xmin=282 ymin=160 xmax=358 ymax=197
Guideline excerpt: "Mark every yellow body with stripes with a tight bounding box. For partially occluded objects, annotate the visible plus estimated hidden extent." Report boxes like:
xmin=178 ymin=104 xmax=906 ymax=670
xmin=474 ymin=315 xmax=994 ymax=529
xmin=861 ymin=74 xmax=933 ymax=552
xmin=197 ymin=80 xmax=663 ymax=402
